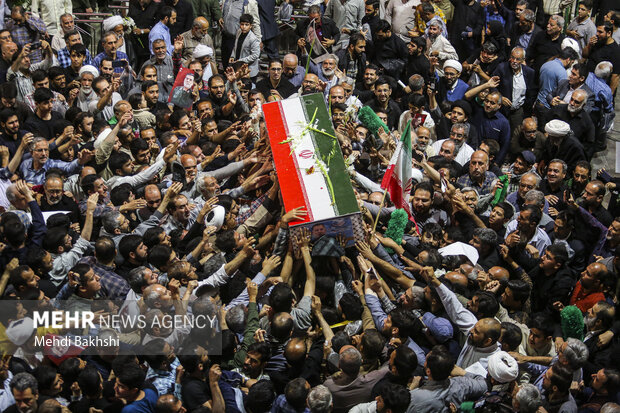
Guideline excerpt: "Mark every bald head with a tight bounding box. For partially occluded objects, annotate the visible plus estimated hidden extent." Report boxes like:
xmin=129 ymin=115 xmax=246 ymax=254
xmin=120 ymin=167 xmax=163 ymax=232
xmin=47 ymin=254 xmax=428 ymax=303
xmin=284 ymin=337 xmax=307 ymax=364
xmin=192 ymin=17 xmax=209 ymax=31
xmin=488 ymin=266 xmax=509 ymax=282
xmin=444 ymin=271 xmax=468 ymax=290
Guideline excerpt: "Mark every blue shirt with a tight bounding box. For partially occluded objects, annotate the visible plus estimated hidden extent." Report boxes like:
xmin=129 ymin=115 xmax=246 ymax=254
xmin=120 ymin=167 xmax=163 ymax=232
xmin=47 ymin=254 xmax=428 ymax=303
xmin=585 ymin=72 xmax=614 ymax=113
xmin=285 ymin=65 xmax=305 ymax=88
xmin=92 ymin=50 xmax=130 ymax=74
xmin=149 ymin=21 xmax=174 ymax=56
xmin=537 ymin=58 xmax=567 ymax=108
xmin=446 ymin=79 xmax=470 ymax=102
xmin=19 ymin=158 xmax=81 ymax=185
xmin=478 ymin=111 xmax=511 ymax=165
xmin=57 ymin=47 xmax=92 ymax=68
xmin=121 ymin=388 xmax=158 ymax=413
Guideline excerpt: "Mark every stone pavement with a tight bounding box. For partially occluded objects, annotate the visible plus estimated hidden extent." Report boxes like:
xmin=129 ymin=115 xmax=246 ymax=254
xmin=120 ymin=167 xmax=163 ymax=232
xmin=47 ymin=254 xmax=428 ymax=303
xmin=591 ymin=94 xmax=620 ymax=177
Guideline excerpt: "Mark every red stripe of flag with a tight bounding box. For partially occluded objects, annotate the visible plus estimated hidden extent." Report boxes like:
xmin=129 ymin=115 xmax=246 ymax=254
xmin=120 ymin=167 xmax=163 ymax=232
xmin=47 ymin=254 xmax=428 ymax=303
xmin=263 ymin=101 xmax=313 ymax=225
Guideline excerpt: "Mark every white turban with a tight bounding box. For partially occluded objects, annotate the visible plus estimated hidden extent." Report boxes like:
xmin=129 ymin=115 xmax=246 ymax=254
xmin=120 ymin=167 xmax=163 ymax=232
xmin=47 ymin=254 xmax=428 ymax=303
xmin=545 ymin=119 xmax=571 ymax=136
xmin=487 ymin=351 xmax=519 ymax=383
xmin=103 ymin=15 xmax=124 ymax=33
xmin=193 ymin=44 xmax=213 ymax=58
xmin=6 ymin=317 xmax=34 ymax=346
xmin=443 ymin=59 xmax=462 ymax=73
xmin=561 ymin=38 xmax=580 ymax=55
xmin=79 ymin=65 xmax=99 ymax=79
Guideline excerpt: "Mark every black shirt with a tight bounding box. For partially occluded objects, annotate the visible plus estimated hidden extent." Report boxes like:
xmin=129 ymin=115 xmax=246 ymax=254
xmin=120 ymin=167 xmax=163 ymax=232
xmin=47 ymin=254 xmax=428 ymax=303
xmin=404 ymin=53 xmax=431 ymax=83
xmin=587 ymin=40 xmax=620 ymax=74
xmin=0 ymin=129 xmax=28 ymax=158
xmin=169 ymin=0 xmax=194 ymax=39
xmin=364 ymin=98 xmax=402 ymax=131
xmin=256 ymin=77 xmax=297 ymax=100
xmin=39 ymin=194 xmax=82 ymax=224
xmin=23 ymin=111 xmax=64 ymax=140
xmin=526 ymin=31 xmax=565 ymax=71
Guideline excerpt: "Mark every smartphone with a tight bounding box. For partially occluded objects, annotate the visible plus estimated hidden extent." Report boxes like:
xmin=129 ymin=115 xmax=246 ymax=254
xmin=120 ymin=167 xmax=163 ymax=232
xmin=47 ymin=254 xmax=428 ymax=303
xmin=112 ymin=60 xmax=127 ymax=68
xmin=30 ymin=41 xmax=42 ymax=49
xmin=429 ymin=78 xmax=436 ymax=91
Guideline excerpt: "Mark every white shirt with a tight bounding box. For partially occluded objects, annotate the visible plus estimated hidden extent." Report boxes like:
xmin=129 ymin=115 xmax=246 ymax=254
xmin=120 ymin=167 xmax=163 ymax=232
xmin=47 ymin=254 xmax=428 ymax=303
xmin=385 ymin=0 xmax=420 ymax=41
xmin=512 ymin=69 xmax=526 ymax=109
xmin=31 ymin=0 xmax=72 ymax=36
xmin=431 ymin=139 xmax=475 ymax=166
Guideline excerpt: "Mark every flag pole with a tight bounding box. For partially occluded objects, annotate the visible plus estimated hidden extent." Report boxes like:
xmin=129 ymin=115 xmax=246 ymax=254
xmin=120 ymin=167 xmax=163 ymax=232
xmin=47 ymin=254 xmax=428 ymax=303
xmin=371 ymin=188 xmax=389 ymax=235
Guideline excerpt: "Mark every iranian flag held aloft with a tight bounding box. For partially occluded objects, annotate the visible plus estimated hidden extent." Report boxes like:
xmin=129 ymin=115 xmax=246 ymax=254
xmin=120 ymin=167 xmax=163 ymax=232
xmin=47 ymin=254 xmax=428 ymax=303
xmin=380 ymin=120 xmax=419 ymax=233
xmin=263 ymin=93 xmax=359 ymax=225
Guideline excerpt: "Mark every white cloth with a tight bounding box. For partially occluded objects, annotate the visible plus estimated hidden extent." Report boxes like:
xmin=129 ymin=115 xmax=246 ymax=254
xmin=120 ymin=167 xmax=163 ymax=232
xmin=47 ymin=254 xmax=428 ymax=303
xmin=31 ymin=0 xmax=72 ymax=36
xmin=431 ymin=139 xmax=475 ymax=166
xmin=385 ymin=0 xmax=419 ymax=41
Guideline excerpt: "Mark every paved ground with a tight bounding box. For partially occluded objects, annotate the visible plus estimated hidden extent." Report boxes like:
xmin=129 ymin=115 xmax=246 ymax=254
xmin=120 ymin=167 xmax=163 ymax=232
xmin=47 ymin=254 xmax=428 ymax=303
xmin=590 ymin=95 xmax=620 ymax=177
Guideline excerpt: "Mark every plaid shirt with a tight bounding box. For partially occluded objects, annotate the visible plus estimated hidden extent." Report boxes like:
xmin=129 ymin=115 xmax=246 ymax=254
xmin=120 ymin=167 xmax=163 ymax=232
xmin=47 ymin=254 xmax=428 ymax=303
xmin=57 ymin=47 xmax=92 ymax=68
xmin=146 ymin=357 xmax=182 ymax=400
xmin=5 ymin=16 xmax=47 ymax=64
xmin=92 ymin=51 xmax=129 ymax=74
xmin=457 ymin=171 xmax=498 ymax=196
xmin=78 ymin=195 xmax=118 ymax=218
xmin=236 ymin=192 xmax=267 ymax=226
xmin=79 ymin=256 xmax=130 ymax=301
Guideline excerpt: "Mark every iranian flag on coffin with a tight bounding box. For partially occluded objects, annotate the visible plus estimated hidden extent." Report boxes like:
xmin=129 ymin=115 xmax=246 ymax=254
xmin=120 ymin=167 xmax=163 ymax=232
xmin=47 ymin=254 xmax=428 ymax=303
xmin=264 ymin=93 xmax=363 ymax=245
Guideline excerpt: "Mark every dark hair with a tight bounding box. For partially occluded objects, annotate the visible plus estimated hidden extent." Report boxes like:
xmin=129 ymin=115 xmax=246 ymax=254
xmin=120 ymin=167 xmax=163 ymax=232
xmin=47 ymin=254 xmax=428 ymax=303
xmin=110 ymin=184 xmax=133 ymax=206
xmin=376 ymin=19 xmax=391 ymax=33
xmin=500 ymin=322 xmax=523 ymax=351
xmin=69 ymin=43 xmax=86 ymax=56
xmin=117 ymin=363 xmax=146 ymax=391
xmin=0 ymin=108 xmax=17 ymax=124
xmin=239 ymin=13 xmax=253 ymax=24
xmin=130 ymin=137 xmax=149 ymax=157
xmin=560 ymin=47 xmax=579 ymax=61
xmin=271 ymin=312 xmax=294 ymax=342
xmin=77 ymin=366 xmax=101 ymax=398
xmin=24 ymin=247 xmax=48 ymax=276
xmin=43 ymin=227 xmax=68 ymax=254
xmin=109 ymin=152 xmax=132 ymax=175
xmin=339 ymin=292 xmax=363 ymax=321
xmin=31 ymin=69 xmax=49 ymax=84
xmin=148 ymin=244 xmax=173 ymax=270
xmin=426 ymin=345 xmax=454 ymax=381
xmin=522 ymin=204 xmax=542 ymax=225
xmin=0 ymin=82 xmax=17 ymax=99
xmin=284 ymin=378 xmax=309 ymax=410
xmin=495 ymin=201 xmax=514 ymax=221
xmin=35 ymin=365 xmax=58 ymax=394
xmin=390 ymin=308 xmax=416 ymax=339
xmin=63 ymin=29 xmax=80 ymax=42
xmin=549 ymin=363 xmax=573 ymax=393
xmin=529 ymin=312 xmax=554 ymax=337
xmin=214 ymin=230 xmax=236 ymax=253
xmin=245 ymin=380 xmax=276 ymax=413
xmin=473 ymin=291 xmax=499 ymax=318
xmin=380 ymin=384 xmax=411 ymax=413
xmin=269 ymin=283 xmax=294 ymax=313
xmin=414 ymin=180 xmax=435 ymax=199
xmin=572 ymin=63 xmax=588 ymax=80
xmin=506 ymin=279 xmax=531 ymax=304
xmin=392 ymin=345 xmax=418 ymax=378
xmin=33 ymin=87 xmax=54 ymax=104
xmin=412 ymin=35 xmax=426 ymax=52
xmin=128 ymin=93 xmax=144 ymax=110
xmin=158 ymin=6 xmax=175 ymax=20
xmin=119 ymin=234 xmax=144 ymax=261
xmin=374 ymin=76 xmax=391 ymax=89
xmin=169 ymin=109 xmax=188 ymax=129
xmin=143 ymin=227 xmax=165 ymax=249
xmin=546 ymin=243 xmax=569 ymax=265
xmin=141 ymin=80 xmax=158 ymax=93
xmin=9 ymin=265 xmax=31 ymax=290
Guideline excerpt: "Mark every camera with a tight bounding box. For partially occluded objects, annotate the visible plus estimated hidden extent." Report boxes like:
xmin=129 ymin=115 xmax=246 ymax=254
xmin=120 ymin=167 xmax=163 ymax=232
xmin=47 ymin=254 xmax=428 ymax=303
xmin=30 ymin=41 xmax=42 ymax=49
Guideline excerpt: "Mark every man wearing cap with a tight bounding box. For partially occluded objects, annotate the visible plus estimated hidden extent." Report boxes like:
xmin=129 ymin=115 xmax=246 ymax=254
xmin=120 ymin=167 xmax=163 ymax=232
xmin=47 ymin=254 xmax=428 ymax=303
xmin=436 ymin=60 xmax=469 ymax=105
xmin=493 ymin=46 xmax=537 ymax=131
xmin=76 ymin=65 xmax=99 ymax=111
xmin=541 ymin=119 xmax=586 ymax=169
xmin=193 ymin=44 xmax=216 ymax=84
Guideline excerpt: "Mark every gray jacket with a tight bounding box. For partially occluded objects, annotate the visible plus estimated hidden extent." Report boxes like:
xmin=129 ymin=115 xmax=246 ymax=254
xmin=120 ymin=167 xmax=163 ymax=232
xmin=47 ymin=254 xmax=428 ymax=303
xmin=406 ymin=374 xmax=488 ymax=413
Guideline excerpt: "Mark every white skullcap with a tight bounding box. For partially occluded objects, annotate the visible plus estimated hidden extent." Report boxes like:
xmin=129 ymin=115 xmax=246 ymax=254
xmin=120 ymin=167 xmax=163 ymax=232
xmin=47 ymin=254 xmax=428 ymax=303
xmin=443 ymin=59 xmax=462 ymax=73
xmin=561 ymin=37 xmax=580 ymax=54
xmin=487 ymin=351 xmax=519 ymax=383
xmin=79 ymin=65 xmax=99 ymax=78
xmin=204 ymin=205 xmax=225 ymax=230
xmin=6 ymin=317 xmax=34 ymax=346
xmin=545 ymin=119 xmax=571 ymax=136
xmin=103 ymin=15 xmax=124 ymax=32
xmin=193 ymin=44 xmax=213 ymax=58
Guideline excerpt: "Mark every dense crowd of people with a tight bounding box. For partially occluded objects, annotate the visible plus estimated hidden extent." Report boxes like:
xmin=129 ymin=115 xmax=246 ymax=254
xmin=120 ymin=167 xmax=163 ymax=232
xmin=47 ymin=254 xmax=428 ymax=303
xmin=0 ymin=0 xmax=619 ymax=412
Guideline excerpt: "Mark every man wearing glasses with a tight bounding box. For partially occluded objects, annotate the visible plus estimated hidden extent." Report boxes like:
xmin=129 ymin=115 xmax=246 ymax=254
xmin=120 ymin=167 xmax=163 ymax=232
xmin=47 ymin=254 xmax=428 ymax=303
xmin=256 ymin=59 xmax=297 ymax=100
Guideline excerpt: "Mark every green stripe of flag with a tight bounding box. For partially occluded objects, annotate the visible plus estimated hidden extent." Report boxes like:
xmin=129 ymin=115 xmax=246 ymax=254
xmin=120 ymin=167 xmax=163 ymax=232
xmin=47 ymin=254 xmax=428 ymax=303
xmin=300 ymin=93 xmax=359 ymax=215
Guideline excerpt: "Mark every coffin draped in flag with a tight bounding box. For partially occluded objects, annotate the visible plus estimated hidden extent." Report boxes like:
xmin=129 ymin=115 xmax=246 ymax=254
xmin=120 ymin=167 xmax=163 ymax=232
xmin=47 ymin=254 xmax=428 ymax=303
xmin=264 ymin=93 xmax=364 ymax=248
xmin=381 ymin=120 xmax=414 ymax=218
